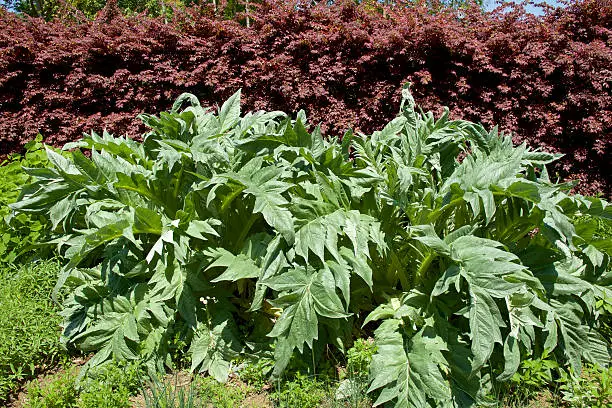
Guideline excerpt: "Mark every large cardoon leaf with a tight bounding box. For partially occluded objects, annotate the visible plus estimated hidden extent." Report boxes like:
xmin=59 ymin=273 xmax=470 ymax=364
xmin=368 ymin=320 xmax=451 ymax=407
xmin=211 ymin=159 xmax=295 ymax=243
xmin=292 ymin=201 xmax=385 ymax=267
xmin=217 ymin=90 xmax=241 ymax=133
xmin=266 ymin=267 xmax=350 ymax=373
xmin=446 ymin=236 xmax=528 ymax=369
xmin=189 ymin=305 xmax=242 ymax=382
xmin=468 ymin=287 xmax=504 ymax=371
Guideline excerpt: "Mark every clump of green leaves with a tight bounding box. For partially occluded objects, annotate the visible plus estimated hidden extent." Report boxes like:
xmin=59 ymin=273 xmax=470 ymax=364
xmin=197 ymin=376 xmax=251 ymax=408
xmin=495 ymin=350 xmax=560 ymax=405
xmin=511 ymin=352 xmax=558 ymax=391
xmin=78 ymin=361 xmax=142 ymax=408
xmin=559 ymin=364 xmax=612 ymax=408
xmin=0 ymin=135 xmax=53 ymax=265
xmin=335 ymin=339 xmax=375 ymax=406
xmin=346 ymin=339 xmax=376 ymax=378
xmin=273 ymin=372 xmax=328 ymax=408
xmin=12 ymin=86 xmax=612 ymax=407
xmin=25 ymin=361 xmax=145 ymax=408
xmin=25 ymin=370 xmax=78 ymax=408
xmin=238 ymin=358 xmax=274 ymax=389
xmin=0 ymin=260 xmax=66 ymax=402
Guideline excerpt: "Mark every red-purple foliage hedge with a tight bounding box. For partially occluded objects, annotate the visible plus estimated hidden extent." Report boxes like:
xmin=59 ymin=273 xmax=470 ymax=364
xmin=0 ymin=0 xmax=610 ymax=194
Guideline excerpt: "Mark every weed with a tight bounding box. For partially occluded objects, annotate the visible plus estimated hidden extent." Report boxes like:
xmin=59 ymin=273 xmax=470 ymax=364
xmin=559 ymin=364 xmax=612 ymax=408
xmin=511 ymin=353 xmax=559 ymax=391
xmin=273 ymin=372 xmax=328 ymax=408
xmin=335 ymin=339 xmax=375 ymax=407
xmin=78 ymin=361 xmax=142 ymax=408
xmin=492 ymin=351 xmax=562 ymax=407
xmin=197 ymin=376 xmax=252 ymax=408
xmin=345 ymin=339 xmax=375 ymax=378
xmin=24 ymin=370 xmax=78 ymax=408
xmin=238 ymin=358 xmax=274 ymax=390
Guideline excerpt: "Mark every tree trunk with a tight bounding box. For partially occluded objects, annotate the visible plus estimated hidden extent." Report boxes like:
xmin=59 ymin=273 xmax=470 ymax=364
xmin=245 ymin=0 xmax=250 ymax=27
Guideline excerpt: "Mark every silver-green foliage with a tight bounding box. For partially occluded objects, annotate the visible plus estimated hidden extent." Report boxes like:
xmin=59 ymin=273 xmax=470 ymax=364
xmin=11 ymin=85 xmax=612 ymax=407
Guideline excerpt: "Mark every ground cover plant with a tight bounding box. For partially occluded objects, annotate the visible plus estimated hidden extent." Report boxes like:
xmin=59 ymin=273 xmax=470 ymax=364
xmin=0 ymin=0 xmax=610 ymax=195
xmin=0 ymin=260 xmax=66 ymax=401
xmin=22 ymin=362 xmax=141 ymax=408
xmin=10 ymin=85 xmax=612 ymax=407
xmin=25 ymin=369 xmax=79 ymax=408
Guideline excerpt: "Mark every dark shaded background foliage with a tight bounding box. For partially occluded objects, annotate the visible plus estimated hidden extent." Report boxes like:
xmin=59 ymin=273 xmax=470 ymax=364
xmin=0 ymin=0 xmax=610 ymax=195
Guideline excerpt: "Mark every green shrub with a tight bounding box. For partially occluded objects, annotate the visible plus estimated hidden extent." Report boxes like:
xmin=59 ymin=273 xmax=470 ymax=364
xmin=11 ymin=87 xmax=612 ymax=407
xmin=0 ymin=260 xmax=66 ymax=401
xmin=0 ymin=135 xmax=52 ymax=265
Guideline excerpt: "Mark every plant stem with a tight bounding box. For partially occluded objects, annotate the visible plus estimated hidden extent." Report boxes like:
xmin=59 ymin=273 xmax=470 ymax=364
xmin=235 ymin=212 xmax=258 ymax=251
xmin=221 ymin=186 xmax=245 ymax=213
xmin=173 ymin=166 xmax=184 ymax=202
xmin=413 ymin=252 xmax=435 ymax=287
